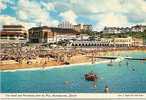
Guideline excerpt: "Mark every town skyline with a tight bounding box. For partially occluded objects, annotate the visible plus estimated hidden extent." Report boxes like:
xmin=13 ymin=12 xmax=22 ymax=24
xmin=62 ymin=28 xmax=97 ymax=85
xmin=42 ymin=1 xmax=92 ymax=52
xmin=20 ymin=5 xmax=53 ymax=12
xmin=0 ymin=0 xmax=146 ymax=31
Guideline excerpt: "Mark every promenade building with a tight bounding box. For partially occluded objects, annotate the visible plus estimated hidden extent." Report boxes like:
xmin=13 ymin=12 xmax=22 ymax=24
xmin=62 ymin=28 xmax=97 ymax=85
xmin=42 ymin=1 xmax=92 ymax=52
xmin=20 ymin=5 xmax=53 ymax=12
xmin=71 ymin=40 xmax=97 ymax=47
xmin=0 ymin=25 xmax=27 ymax=44
xmin=29 ymin=26 xmax=79 ymax=43
xmin=113 ymin=37 xmax=133 ymax=47
xmin=98 ymin=37 xmax=133 ymax=47
xmin=70 ymin=37 xmax=134 ymax=47
xmin=100 ymin=38 xmax=114 ymax=46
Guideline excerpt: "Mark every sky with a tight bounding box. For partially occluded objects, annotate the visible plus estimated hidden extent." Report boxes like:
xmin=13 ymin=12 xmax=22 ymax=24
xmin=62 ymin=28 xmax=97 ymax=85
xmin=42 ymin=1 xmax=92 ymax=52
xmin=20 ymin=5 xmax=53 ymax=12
xmin=0 ymin=0 xmax=146 ymax=31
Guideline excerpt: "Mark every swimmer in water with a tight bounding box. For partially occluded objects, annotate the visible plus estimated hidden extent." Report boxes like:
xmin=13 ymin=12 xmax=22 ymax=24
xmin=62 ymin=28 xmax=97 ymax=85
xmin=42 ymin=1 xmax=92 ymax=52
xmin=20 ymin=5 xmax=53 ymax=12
xmin=104 ymin=85 xmax=110 ymax=93
xmin=119 ymin=61 xmax=121 ymax=67
xmin=92 ymin=81 xmax=97 ymax=88
xmin=64 ymin=81 xmax=69 ymax=85
xmin=132 ymin=68 xmax=135 ymax=71
xmin=126 ymin=61 xmax=129 ymax=66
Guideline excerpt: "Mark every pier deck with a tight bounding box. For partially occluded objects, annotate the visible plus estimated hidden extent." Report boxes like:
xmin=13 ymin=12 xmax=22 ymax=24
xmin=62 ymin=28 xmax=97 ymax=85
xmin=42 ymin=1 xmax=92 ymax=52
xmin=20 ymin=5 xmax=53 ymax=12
xmin=87 ymin=56 xmax=146 ymax=60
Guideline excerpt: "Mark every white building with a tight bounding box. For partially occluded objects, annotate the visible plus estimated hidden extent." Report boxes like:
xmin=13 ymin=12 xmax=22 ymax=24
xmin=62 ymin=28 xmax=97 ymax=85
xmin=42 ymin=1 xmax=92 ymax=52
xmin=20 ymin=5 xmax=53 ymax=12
xmin=82 ymin=24 xmax=92 ymax=31
xmin=131 ymin=25 xmax=146 ymax=32
xmin=54 ymin=34 xmax=77 ymax=42
xmin=103 ymin=25 xmax=146 ymax=34
xmin=103 ymin=27 xmax=131 ymax=34
xmin=70 ymin=37 xmax=134 ymax=47
xmin=71 ymin=40 xmax=97 ymax=47
xmin=76 ymin=34 xmax=90 ymax=40
xmin=100 ymin=38 xmax=114 ymax=46
xmin=58 ymin=21 xmax=74 ymax=29
xmin=74 ymin=24 xmax=82 ymax=32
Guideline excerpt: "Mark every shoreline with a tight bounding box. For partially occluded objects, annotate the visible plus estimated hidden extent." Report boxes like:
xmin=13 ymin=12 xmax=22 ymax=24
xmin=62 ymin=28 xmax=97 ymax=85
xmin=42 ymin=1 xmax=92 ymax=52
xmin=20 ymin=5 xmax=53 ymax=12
xmin=0 ymin=60 xmax=110 ymax=72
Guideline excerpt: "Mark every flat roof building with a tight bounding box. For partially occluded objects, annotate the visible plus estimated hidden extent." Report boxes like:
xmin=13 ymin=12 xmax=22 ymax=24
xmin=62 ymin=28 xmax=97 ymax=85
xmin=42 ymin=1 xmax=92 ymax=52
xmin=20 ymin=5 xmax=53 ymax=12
xmin=0 ymin=25 xmax=27 ymax=44
xmin=28 ymin=26 xmax=80 ymax=43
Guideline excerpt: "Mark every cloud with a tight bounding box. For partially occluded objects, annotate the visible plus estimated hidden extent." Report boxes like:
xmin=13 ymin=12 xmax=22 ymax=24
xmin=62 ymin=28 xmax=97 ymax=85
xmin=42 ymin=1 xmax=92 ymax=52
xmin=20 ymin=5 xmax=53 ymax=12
xmin=0 ymin=15 xmax=36 ymax=29
xmin=0 ymin=0 xmax=59 ymax=29
xmin=124 ymin=0 xmax=146 ymax=13
xmin=59 ymin=10 xmax=77 ymax=24
xmin=16 ymin=0 xmax=58 ymax=27
xmin=101 ymin=13 xmax=129 ymax=27
xmin=0 ymin=0 xmax=7 ymax=11
xmin=51 ymin=0 xmax=146 ymax=31
xmin=95 ymin=13 xmax=129 ymax=31
xmin=0 ymin=0 xmax=146 ymax=31
xmin=67 ymin=0 xmax=123 ymax=16
xmin=17 ymin=0 xmax=48 ymax=22
xmin=40 ymin=1 xmax=55 ymax=11
xmin=0 ymin=15 xmax=18 ymax=25
xmin=0 ymin=0 xmax=16 ymax=11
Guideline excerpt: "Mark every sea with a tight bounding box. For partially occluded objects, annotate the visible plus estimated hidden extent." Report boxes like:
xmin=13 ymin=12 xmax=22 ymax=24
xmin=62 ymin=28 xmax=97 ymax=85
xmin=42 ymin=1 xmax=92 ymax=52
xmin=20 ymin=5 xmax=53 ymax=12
xmin=1 ymin=51 xmax=146 ymax=93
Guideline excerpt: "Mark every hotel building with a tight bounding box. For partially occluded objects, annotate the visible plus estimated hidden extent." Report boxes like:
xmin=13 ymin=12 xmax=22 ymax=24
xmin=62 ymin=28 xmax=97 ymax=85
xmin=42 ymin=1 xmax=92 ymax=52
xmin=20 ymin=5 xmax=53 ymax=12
xmin=82 ymin=24 xmax=92 ymax=31
xmin=58 ymin=21 xmax=93 ymax=32
xmin=0 ymin=25 xmax=27 ymax=44
xmin=58 ymin=21 xmax=74 ymax=29
xmin=74 ymin=24 xmax=82 ymax=32
xmin=73 ymin=24 xmax=93 ymax=32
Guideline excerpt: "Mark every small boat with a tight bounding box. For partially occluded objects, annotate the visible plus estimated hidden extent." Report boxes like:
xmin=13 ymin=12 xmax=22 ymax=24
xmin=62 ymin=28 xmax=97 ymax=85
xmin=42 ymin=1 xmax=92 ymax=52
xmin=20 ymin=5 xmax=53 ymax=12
xmin=84 ymin=72 xmax=97 ymax=81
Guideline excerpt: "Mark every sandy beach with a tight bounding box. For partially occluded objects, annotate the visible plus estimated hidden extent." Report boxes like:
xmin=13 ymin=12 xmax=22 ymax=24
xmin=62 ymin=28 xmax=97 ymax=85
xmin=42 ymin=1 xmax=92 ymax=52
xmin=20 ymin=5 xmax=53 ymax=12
xmin=0 ymin=60 xmax=63 ymax=70
xmin=0 ymin=48 xmax=146 ymax=71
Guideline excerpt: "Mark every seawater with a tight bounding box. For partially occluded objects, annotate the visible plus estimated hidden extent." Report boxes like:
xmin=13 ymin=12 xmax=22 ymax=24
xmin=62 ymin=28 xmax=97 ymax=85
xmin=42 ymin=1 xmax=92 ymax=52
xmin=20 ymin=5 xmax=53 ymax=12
xmin=1 ymin=51 xmax=146 ymax=93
